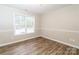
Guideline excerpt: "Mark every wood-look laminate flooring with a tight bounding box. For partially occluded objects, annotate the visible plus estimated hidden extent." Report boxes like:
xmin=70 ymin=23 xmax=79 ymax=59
xmin=0 ymin=37 xmax=79 ymax=55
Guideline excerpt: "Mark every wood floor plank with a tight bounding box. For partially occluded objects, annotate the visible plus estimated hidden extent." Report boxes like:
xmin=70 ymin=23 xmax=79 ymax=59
xmin=0 ymin=37 xmax=79 ymax=55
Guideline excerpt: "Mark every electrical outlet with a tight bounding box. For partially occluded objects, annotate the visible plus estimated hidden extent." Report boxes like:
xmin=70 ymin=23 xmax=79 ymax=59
xmin=69 ymin=38 xmax=75 ymax=42
xmin=72 ymin=40 xmax=75 ymax=42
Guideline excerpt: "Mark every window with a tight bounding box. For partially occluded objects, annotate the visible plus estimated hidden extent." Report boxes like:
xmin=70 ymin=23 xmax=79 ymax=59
xmin=14 ymin=15 xmax=35 ymax=35
xmin=25 ymin=16 xmax=35 ymax=33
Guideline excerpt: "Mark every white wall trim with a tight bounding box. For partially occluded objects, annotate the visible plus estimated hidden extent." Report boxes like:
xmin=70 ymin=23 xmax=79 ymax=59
xmin=0 ymin=30 xmax=12 ymax=32
xmin=0 ymin=36 xmax=39 ymax=47
xmin=41 ymin=35 xmax=79 ymax=49
xmin=41 ymin=29 xmax=79 ymax=33
xmin=1 ymin=35 xmax=79 ymax=49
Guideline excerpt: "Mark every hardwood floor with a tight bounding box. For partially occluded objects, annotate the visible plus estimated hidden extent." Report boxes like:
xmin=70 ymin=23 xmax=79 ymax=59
xmin=0 ymin=37 xmax=79 ymax=55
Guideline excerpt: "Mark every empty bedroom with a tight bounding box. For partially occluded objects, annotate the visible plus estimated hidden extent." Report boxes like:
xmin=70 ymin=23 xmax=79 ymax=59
xmin=0 ymin=4 xmax=79 ymax=55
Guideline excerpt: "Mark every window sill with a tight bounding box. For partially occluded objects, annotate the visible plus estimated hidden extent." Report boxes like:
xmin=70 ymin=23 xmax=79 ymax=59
xmin=14 ymin=32 xmax=35 ymax=36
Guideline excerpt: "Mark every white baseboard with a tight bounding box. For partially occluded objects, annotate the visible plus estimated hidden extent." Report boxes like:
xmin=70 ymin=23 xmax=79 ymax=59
xmin=41 ymin=35 xmax=79 ymax=49
xmin=1 ymin=34 xmax=79 ymax=49
xmin=0 ymin=36 xmax=39 ymax=47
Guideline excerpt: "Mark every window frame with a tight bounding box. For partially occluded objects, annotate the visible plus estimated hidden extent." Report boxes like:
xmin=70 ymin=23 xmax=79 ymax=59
xmin=13 ymin=13 xmax=35 ymax=36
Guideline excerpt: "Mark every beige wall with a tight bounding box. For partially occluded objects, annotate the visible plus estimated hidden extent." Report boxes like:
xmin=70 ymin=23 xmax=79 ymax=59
xmin=41 ymin=5 xmax=79 ymax=48
xmin=1 ymin=4 xmax=79 ymax=49
xmin=0 ymin=5 xmax=40 ymax=46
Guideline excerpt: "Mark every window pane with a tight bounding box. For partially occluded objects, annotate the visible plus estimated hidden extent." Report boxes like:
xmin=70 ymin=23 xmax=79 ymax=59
xmin=15 ymin=15 xmax=25 ymax=35
xmin=25 ymin=16 xmax=35 ymax=33
xmin=15 ymin=16 xmax=25 ymax=29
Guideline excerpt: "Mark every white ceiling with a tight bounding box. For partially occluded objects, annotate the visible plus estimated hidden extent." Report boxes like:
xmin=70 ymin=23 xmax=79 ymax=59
xmin=6 ymin=4 xmax=71 ymax=14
